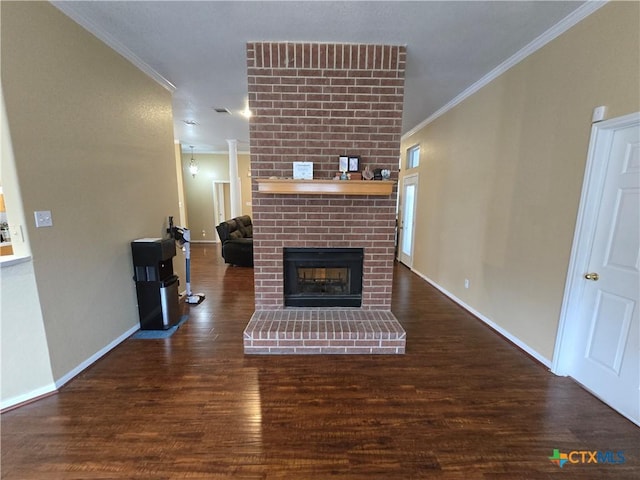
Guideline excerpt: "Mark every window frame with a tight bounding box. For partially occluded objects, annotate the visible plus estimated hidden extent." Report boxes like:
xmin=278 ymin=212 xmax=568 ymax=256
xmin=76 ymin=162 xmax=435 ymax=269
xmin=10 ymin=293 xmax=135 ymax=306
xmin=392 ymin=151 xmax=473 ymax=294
xmin=406 ymin=144 xmax=420 ymax=169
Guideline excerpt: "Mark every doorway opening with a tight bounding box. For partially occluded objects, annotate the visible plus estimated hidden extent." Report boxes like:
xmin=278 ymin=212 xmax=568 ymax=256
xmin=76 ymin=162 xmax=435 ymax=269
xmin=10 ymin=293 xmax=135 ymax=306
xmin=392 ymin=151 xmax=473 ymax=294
xmin=212 ymin=181 xmax=231 ymax=241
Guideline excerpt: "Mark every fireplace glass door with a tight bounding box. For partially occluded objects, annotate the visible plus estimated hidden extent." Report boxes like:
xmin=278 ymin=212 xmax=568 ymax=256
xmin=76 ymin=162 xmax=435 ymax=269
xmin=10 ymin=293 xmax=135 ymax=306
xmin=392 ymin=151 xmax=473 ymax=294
xmin=297 ymin=267 xmax=349 ymax=294
xmin=284 ymin=248 xmax=363 ymax=307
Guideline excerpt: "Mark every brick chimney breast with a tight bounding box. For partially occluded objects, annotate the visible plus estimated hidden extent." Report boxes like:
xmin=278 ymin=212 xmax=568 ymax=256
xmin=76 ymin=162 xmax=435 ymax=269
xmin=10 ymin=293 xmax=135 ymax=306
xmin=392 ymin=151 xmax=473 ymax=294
xmin=247 ymin=42 xmax=406 ymax=310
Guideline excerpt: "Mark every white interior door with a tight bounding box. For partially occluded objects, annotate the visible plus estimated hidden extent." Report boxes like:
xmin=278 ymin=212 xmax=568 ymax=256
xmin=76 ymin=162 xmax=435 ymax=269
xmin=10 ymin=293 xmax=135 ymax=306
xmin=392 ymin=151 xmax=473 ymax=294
xmin=554 ymin=113 xmax=639 ymax=425
xmin=398 ymin=174 xmax=418 ymax=267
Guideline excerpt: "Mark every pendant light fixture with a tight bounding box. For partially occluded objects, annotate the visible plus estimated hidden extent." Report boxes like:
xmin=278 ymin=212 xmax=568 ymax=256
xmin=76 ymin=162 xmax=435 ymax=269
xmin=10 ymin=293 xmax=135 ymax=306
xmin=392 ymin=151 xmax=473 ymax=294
xmin=188 ymin=145 xmax=199 ymax=178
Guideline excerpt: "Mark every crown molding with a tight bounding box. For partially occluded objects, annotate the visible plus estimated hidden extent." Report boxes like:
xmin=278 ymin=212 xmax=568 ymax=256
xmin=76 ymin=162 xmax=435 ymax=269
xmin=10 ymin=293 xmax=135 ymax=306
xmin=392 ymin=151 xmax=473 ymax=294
xmin=403 ymin=0 xmax=608 ymax=140
xmin=51 ymin=2 xmax=176 ymax=93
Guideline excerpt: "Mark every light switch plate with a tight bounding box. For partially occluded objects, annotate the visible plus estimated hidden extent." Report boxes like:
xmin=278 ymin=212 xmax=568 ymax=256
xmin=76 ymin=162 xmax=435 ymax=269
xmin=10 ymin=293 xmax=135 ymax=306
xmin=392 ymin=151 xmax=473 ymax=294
xmin=34 ymin=210 xmax=53 ymax=228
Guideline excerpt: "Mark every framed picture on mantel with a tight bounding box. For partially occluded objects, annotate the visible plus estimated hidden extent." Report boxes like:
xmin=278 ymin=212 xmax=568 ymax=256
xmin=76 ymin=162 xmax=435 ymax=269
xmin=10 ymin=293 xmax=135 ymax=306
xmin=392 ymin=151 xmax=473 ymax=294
xmin=348 ymin=156 xmax=360 ymax=172
xmin=339 ymin=155 xmax=349 ymax=172
xmin=293 ymin=161 xmax=313 ymax=179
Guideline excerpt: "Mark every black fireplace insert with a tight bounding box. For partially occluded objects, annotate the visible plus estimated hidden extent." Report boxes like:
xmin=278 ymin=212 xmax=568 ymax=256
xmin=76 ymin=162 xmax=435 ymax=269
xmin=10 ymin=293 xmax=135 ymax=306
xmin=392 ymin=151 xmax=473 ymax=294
xmin=283 ymin=247 xmax=363 ymax=307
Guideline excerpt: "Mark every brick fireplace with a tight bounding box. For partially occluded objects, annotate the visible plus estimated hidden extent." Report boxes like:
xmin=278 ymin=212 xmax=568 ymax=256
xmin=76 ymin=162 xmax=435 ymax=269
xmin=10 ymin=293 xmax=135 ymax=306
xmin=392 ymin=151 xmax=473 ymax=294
xmin=244 ymin=42 xmax=406 ymax=354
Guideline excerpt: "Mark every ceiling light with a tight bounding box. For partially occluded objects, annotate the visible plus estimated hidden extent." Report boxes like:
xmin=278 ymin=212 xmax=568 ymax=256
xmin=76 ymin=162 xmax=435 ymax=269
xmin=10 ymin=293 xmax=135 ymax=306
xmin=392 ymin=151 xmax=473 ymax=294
xmin=183 ymin=119 xmax=198 ymax=125
xmin=188 ymin=146 xmax=199 ymax=178
xmin=241 ymin=107 xmax=252 ymax=119
xmin=213 ymin=107 xmax=231 ymax=114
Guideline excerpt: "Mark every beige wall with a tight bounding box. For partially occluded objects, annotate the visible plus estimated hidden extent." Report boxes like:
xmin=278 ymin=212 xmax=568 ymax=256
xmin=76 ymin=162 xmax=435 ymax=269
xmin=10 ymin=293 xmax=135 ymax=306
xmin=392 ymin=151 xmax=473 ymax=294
xmin=1 ymin=1 xmax=184 ymax=389
xmin=174 ymin=142 xmax=188 ymax=228
xmin=399 ymin=2 xmax=640 ymax=361
xmin=1 ymin=86 xmax=55 ymax=408
xmin=181 ymin=151 xmax=251 ymax=242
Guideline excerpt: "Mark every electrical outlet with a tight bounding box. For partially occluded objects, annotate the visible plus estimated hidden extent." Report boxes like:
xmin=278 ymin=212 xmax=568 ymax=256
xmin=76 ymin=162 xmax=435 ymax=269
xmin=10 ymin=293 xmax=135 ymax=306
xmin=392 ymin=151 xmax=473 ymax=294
xmin=34 ymin=210 xmax=53 ymax=228
xmin=464 ymin=279 xmax=470 ymax=289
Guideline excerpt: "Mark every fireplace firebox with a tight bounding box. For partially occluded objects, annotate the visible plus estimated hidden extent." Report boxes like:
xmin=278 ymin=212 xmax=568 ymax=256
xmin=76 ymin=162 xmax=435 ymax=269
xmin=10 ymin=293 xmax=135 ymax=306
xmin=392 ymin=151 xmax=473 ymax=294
xmin=283 ymin=248 xmax=364 ymax=307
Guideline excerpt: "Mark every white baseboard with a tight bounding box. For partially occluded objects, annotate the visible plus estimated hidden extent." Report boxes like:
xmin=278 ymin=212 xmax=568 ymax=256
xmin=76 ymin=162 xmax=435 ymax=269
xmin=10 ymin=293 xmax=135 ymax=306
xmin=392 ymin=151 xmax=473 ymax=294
xmin=1 ymin=383 xmax=58 ymax=411
xmin=410 ymin=267 xmax=551 ymax=369
xmin=1 ymin=324 xmax=139 ymax=411
xmin=54 ymin=324 xmax=139 ymax=389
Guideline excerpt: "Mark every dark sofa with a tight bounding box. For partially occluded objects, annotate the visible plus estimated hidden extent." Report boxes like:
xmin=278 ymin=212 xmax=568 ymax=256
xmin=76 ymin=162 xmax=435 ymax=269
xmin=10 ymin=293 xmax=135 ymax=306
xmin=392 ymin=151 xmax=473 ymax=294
xmin=215 ymin=215 xmax=254 ymax=267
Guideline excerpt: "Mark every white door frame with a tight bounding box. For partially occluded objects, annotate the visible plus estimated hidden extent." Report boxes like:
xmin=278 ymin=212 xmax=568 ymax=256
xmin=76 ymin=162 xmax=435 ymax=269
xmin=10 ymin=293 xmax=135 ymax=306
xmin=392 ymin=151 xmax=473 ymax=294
xmin=398 ymin=173 xmax=419 ymax=267
xmin=552 ymin=112 xmax=640 ymax=376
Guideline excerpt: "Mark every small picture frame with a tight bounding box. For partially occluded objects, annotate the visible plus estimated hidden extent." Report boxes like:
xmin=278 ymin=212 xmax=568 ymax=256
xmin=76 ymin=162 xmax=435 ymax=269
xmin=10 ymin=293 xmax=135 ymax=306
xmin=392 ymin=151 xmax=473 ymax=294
xmin=348 ymin=156 xmax=360 ymax=172
xmin=339 ymin=155 xmax=349 ymax=172
xmin=293 ymin=161 xmax=313 ymax=180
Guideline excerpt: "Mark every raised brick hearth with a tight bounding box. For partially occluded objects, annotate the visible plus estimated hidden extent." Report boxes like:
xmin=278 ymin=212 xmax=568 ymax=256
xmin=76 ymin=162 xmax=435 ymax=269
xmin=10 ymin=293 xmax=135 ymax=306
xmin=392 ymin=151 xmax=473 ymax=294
xmin=246 ymin=42 xmax=406 ymax=354
xmin=244 ymin=309 xmax=406 ymax=354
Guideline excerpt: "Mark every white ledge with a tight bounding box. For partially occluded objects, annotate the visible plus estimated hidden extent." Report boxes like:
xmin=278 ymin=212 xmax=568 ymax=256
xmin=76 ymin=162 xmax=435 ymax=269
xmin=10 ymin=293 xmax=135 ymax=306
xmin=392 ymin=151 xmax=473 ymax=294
xmin=0 ymin=255 xmax=32 ymax=268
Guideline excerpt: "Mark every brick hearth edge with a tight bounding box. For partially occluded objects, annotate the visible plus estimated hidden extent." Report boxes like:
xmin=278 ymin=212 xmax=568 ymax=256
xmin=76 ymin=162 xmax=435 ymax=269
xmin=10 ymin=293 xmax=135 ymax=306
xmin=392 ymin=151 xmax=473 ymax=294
xmin=244 ymin=309 xmax=406 ymax=355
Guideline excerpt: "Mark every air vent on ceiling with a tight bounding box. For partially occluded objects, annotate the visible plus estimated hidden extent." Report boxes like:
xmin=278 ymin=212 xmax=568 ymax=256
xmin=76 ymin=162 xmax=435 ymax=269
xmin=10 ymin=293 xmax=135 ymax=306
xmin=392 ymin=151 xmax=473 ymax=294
xmin=213 ymin=107 xmax=231 ymax=114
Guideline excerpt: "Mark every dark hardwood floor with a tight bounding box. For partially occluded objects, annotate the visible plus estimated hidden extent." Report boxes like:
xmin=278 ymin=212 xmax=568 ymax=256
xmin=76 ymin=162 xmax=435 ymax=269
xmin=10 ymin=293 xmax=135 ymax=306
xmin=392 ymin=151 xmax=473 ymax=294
xmin=2 ymin=244 xmax=638 ymax=479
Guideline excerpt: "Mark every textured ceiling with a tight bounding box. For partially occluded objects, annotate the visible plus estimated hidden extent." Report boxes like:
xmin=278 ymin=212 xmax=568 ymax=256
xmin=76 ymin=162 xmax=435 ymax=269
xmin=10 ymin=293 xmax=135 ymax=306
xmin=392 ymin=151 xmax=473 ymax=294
xmin=53 ymin=1 xmax=593 ymax=153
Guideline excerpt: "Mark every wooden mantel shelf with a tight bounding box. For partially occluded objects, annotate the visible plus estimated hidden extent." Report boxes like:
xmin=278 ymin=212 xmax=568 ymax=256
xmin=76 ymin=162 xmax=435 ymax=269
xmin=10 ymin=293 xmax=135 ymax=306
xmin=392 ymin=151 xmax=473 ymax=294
xmin=256 ymin=178 xmax=395 ymax=196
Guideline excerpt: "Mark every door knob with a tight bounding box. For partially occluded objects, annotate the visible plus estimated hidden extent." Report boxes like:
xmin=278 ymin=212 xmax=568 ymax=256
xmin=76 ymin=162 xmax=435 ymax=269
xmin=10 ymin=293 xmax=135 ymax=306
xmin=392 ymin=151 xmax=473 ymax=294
xmin=584 ymin=272 xmax=600 ymax=281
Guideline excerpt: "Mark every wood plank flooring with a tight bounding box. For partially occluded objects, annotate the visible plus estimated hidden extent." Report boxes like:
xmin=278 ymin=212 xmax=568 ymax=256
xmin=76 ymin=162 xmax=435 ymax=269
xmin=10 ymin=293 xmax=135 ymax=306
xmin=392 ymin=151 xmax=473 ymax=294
xmin=2 ymin=244 xmax=639 ymax=479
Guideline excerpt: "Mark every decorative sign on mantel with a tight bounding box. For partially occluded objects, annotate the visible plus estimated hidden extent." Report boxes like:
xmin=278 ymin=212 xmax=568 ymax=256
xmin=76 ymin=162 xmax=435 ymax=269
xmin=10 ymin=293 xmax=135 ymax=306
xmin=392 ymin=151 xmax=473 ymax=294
xmin=293 ymin=162 xmax=313 ymax=180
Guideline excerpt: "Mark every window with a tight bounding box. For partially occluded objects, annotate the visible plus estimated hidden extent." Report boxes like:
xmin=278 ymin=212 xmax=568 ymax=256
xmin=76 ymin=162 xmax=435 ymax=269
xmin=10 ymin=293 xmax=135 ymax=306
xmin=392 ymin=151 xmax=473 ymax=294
xmin=407 ymin=145 xmax=420 ymax=169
